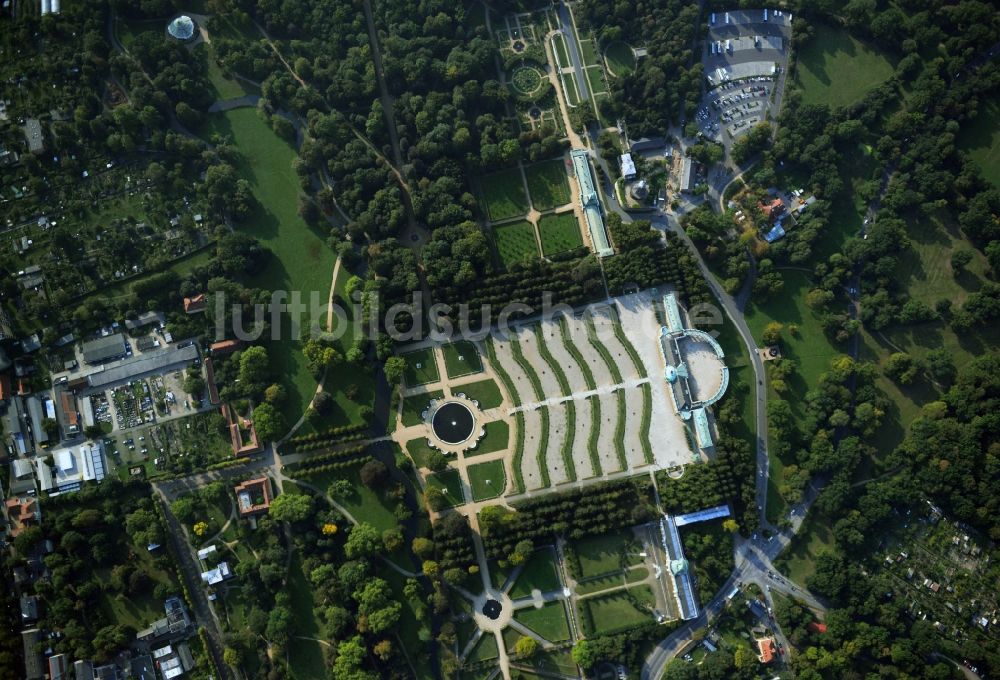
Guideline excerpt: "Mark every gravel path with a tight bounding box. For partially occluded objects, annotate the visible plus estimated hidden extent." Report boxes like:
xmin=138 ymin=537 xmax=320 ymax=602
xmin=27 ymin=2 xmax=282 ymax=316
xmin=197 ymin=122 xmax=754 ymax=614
xmin=544 ymin=402 xmax=572 ymax=485
xmin=571 ymin=396 xmax=597 ymax=478
xmin=538 ymin=320 xmax=590 ymax=393
xmin=520 ymin=406 xmax=546 ymax=490
xmin=595 ymin=393 xmax=622 ymax=473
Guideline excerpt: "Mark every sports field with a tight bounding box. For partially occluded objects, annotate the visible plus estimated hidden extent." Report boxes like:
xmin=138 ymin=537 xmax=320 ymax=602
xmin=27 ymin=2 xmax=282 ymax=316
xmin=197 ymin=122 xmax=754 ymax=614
xmin=538 ymin=213 xmax=584 ymax=255
xmin=524 ymin=159 xmax=571 ymax=210
xmin=481 ymin=167 xmax=530 ymax=221
xmin=493 ymin=220 xmax=540 ymax=266
xmin=959 ymin=94 xmax=1000 ymax=188
xmin=794 ymin=23 xmax=894 ymax=108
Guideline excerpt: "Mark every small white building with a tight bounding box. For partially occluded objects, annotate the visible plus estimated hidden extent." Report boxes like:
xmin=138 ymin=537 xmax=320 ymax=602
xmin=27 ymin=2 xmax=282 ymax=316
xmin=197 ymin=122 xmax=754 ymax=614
xmin=619 ymin=153 xmax=636 ymax=180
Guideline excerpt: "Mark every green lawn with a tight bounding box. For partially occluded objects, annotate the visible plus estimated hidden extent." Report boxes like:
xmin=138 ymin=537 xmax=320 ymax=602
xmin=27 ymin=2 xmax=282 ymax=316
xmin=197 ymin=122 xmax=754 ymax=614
xmin=468 ymin=459 xmax=506 ymax=501
xmin=514 ymin=601 xmax=572 ymax=642
xmin=572 ymin=530 xmax=636 ymax=579
xmin=401 ymin=389 xmax=443 ymax=427
xmin=509 ymin=547 xmax=562 ymax=598
xmin=563 ymin=73 xmax=581 ymax=107
xmin=405 ymin=436 xmax=437 ymax=469
xmin=585 ymin=67 xmax=608 ymax=95
xmin=960 ymin=94 xmax=1000 ymax=187
xmin=552 ymin=33 xmax=570 ymax=67
xmin=468 ymin=632 xmax=499 ymax=663
xmin=604 ymin=41 xmax=635 ymax=76
xmin=442 ymin=340 xmax=483 ymax=378
xmin=427 ymin=469 xmax=465 ymax=507
xmin=285 ymin=552 xmax=326 ymax=679
xmin=537 ymin=213 xmax=583 ymax=255
xmin=493 ymin=220 xmax=540 ymax=267
xmin=574 ymin=566 xmax=649 ymax=595
xmin=459 ymin=379 xmax=504 ymax=409
xmin=579 ymin=38 xmax=600 ymax=67
xmin=197 ymin=109 xmax=364 ymax=430
xmin=481 ymin=167 xmax=530 ymax=221
xmin=793 ymin=22 xmax=895 ymax=108
xmin=294 ymin=466 xmax=400 ymax=532
xmin=745 ymin=271 xmax=842 ymax=521
xmin=524 ymin=159 xmax=571 ymax=211
xmin=580 ymin=586 xmax=654 ymax=635
xmin=468 ymin=420 xmax=509 ymax=455
xmin=195 ymin=41 xmax=257 ymax=100
xmin=774 ymin=510 xmax=840 ymax=585
xmin=401 ymin=347 xmax=440 ymax=386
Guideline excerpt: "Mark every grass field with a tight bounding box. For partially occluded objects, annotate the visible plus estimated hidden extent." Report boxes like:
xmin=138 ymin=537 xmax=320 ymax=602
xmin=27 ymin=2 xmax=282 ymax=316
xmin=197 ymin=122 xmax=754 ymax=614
xmin=468 ymin=632 xmax=499 ymax=663
xmin=459 ymin=378 xmax=504 ymax=409
xmin=552 ymin=33 xmax=570 ymax=67
xmin=574 ymin=566 xmax=649 ymax=596
xmin=509 ymin=547 xmax=562 ymax=598
xmin=581 ymin=586 xmax=653 ymax=635
xmin=514 ymin=601 xmax=572 ymax=642
xmin=405 ymin=437 xmax=438 ymax=469
xmin=774 ymin=509 xmax=840 ymax=584
xmin=793 ymin=22 xmax=895 ymax=108
xmin=572 ymin=530 xmax=635 ymax=579
xmin=959 ymin=93 xmax=1000 ymax=187
xmin=604 ymin=42 xmax=635 ymax=76
xmin=427 ymin=469 xmax=465 ymax=507
xmin=481 ymin=167 xmax=530 ymax=221
xmin=401 ymin=389 xmax=444 ymax=427
xmin=469 ymin=420 xmax=510 ymax=455
xmin=494 ymin=220 xmax=540 ymax=267
xmin=286 ymin=552 xmax=326 ymax=679
xmin=402 ymin=347 xmax=440 ymax=386
xmin=198 ymin=109 xmax=363 ymax=430
xmin=586 ymin=67 xmax=608 ymax=95
xmin=442 ymin=340 xmax=483 ymax=378
xmin=468 ymin=459 xmax=506 ymax=501
xmin=538 ymin=213 xmax=584 ymax=255
xmin=563 ymin=74 xmax=581 ymax=107
xmin=745 ymin=271 xmax=842 ymax=521
xmin=524 ymin=159 xmax=571 ymax=211
xmin=579 ymin=38 xmax=600 ymax=67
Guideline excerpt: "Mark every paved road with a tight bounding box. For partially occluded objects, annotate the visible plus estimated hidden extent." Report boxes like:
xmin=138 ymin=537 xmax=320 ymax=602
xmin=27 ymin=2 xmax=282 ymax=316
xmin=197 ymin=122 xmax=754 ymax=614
xmin=556 ymin=1 xmax=590 ymax=101
xmin=153 ymin=485 xmax=232 ymax=680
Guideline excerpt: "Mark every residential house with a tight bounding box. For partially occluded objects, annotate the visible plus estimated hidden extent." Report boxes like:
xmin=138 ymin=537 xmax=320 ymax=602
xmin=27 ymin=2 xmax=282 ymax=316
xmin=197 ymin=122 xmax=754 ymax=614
xmin=22 ymin=118 xmax=44 ymax=155
xmin=183 ymin=294 xmax=206 ymax=314
xmin=6 ymin=496 xmax=40 ymax=536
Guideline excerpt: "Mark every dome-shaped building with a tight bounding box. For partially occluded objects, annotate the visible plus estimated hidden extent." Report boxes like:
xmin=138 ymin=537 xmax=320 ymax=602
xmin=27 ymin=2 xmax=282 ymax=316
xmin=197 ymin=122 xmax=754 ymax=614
xmin=167 ymin=15 xmax=196 ymax=41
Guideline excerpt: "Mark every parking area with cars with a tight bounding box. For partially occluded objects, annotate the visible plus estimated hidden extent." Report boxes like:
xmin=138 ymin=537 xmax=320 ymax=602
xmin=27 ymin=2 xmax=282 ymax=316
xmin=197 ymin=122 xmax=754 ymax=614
xmin=696 ymin=9 xmax=793 ymax=150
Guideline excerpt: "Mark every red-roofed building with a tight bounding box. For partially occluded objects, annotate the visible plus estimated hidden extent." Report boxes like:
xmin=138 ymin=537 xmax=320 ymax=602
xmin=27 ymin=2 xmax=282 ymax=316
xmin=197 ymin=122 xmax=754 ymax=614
xmin=0 ymin=373 xmax=10 ymax=403
xmin=222 ymin=403 xmax=263 ymax=457
xmin=5 ymin=497 xmax=40 ymax=537
xmin=210 ymin=339 xmax=244 ymax=355
xmin=808 ymin=622 xmax=827 ymax=634
xmin=184 ymin=293 xmax=206 ymax=314
xmin=17 ymin=378 xmax=30 ymax=396
xmin=757 ymin=637 xmax=776 ymax=664
xmin=758 ymin=198 xmax=785 ymax=222
xmin=203 ymin=358 xmax=220 ymax=406
xmin=234 ymin=477 xmax=272 ymax=516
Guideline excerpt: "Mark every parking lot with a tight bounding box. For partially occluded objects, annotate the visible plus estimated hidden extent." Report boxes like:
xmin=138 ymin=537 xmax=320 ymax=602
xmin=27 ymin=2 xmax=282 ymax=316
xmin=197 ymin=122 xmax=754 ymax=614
xmin=697 ymin=9 xmax=793 ymax=152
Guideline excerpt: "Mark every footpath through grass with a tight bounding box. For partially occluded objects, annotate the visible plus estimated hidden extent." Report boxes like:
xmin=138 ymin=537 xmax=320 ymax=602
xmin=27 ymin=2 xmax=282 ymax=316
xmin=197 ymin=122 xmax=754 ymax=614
xmin=793 ymin=22 xmax=895 ymax=108
xmin=198 ymin=108 xmax=367 ymax=429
